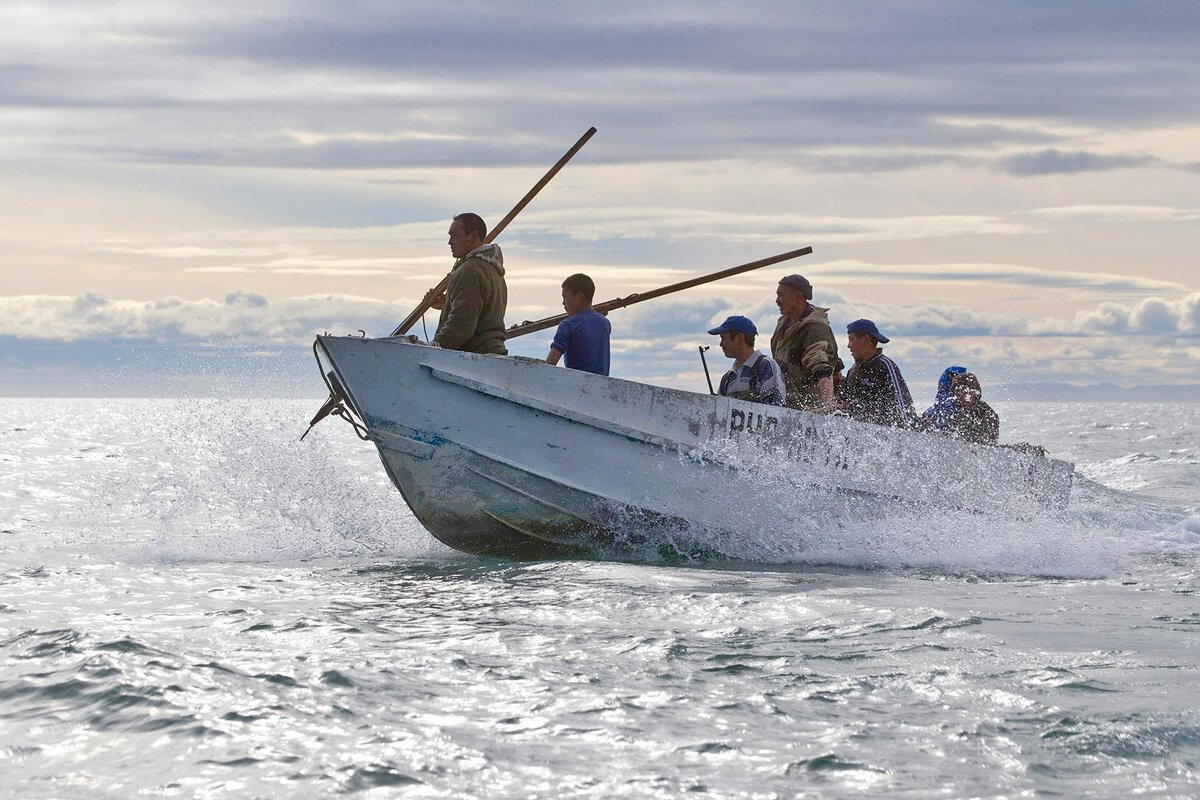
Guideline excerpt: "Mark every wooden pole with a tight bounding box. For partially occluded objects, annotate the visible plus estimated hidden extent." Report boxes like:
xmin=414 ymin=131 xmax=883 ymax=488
xmin=390 ymin=127 xmax=597 ymax=337
xmin=504 ymin=246 xmax=813 ymax=340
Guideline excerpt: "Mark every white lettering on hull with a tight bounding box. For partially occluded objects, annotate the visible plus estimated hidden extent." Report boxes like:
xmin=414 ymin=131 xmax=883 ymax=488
xmin=727 ymin=406 xmax=850 ymax=470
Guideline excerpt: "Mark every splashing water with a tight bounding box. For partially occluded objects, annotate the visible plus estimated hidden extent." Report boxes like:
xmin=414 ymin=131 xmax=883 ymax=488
xmin=4 ymin=398 xmax=1192 ymax=576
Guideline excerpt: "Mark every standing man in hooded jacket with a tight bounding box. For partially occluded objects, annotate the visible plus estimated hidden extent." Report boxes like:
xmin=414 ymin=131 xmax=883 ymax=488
xmin=427 ymin=213 xmax=508 ymax=354
xmin=770 ymin=274 xmax=840 ymax=411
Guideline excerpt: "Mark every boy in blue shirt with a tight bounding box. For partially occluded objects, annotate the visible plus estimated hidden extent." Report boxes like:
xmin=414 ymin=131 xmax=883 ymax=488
xmin=545 ymin=273 xmax=611 ymax=375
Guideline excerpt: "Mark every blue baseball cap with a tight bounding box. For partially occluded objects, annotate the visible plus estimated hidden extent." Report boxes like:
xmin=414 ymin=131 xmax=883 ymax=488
xmin=708 ymin=315 xmax=757 ymax=336
xmin=846 ymin=318 xmax=890 ymax=343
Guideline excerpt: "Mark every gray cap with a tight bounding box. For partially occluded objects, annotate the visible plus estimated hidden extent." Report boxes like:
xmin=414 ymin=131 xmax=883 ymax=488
xmin=778 ymin=274 xmax=812 ymax=300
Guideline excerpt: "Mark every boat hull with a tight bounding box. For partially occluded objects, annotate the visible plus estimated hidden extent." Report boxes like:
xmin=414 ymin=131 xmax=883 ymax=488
xmin=315 ymin=336 xmax=1073 ymax=559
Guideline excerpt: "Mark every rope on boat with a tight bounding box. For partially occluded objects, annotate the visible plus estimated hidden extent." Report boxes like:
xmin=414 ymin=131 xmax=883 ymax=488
xmin=303 ymin=338 xmax=372 ymax=443
xmin=300 ymin=394 xmax=372 ymax=443
xmin=330 ymin=404 xmax=371 ymax=441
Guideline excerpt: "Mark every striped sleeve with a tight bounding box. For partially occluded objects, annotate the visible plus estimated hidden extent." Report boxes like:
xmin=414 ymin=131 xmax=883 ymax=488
xmin=717 ymin=369 xmax=736 ymax=397
xmin=879 ymin=355 xmax=916 ymax=427
xmin=755 ymin=357 xmax=787 ymax=406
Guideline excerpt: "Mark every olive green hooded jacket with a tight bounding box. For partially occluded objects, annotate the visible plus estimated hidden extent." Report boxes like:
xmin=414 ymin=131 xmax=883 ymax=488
xmin=770 ymin=305 xmax=841 ymax=410
xmin=434 ymin=243 xmax=508 ymax=355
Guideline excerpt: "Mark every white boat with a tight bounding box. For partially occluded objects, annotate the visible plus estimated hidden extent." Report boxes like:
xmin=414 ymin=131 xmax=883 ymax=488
xmin=312 ymin=335 xmax=1073 ymax=559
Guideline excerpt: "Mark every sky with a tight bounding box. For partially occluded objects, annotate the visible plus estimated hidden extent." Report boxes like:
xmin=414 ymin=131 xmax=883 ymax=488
xmin=1 ymin=0 xmax=1198 ymax=398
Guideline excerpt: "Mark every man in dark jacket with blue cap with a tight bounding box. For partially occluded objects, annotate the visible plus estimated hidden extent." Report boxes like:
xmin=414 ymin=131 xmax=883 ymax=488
xmin=838 ymin=319 xmax=917 ymax=428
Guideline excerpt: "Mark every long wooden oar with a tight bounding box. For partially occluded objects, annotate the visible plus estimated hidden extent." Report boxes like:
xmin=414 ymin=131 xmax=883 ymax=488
xmin=390 ymin=126 xmax=597 ymax=337
xmin=504 ymin=246 xmax=813 ymax=340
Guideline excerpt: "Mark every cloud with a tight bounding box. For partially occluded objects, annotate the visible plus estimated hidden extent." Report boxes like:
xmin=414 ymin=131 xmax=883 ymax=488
xmin=516 ymin=207 xmax=1030 ymax=244
xmin=621 ymin=298 xmax=737 ymax=338
xmin=94 ymin=244 xmax=296 ymax=259
xmin=4 ymin=289 xmax=1198 ymax=349
xmin=182 ymin=255 xmax=447 ymax=276
xmin=798 ymin=150 xmax=973 ymax=173
xmin=95 ymin=137 xmax=559 ymax=170
xmin=805 ymin=260 xmax=1190 ymax=294
xmin=1071 ymin=293 xmax=1200 ymax=335
xmin=0 ymin=291 xmax=407 ymax=343
xmin=995 ymin=149 xmax=1158 ymax=176
xmin=2 ymin=288 xmax=1199 ymax=395
xmin=3 ymin=2 xmax=1199 ymax=169
xmin=78 ymin=212 xmax=1033 ymax=274
xmin=225 ymin=289 xmax=267 ymax=308
xmin=1028 ymin=204 xmax=1200 ymax=222
xmin=607 ymin=289 xmax=1200 ymax=345
xmin=1 ymin=3 xmax=1196 ymax=394
xmin=840 ymin=291 xmax=1200 ymax=339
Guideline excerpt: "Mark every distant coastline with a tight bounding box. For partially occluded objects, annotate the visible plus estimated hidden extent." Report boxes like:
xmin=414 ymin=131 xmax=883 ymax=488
xmin=2 ymin=382 xmax=1198 ymax=402
xmin=995 ymin=382 xmax=1200 ymax=403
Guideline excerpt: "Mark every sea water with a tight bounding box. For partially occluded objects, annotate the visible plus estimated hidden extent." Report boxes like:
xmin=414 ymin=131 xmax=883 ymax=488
xmin=1 ymin=399 xmax=1197 ymax=798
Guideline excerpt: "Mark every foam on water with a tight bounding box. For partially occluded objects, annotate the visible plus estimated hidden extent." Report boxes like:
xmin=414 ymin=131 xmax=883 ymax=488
xmin=578 ymin=404 xmax=1198 ymax=577
xmin=6 ymin=399 xmax=442 ymax=565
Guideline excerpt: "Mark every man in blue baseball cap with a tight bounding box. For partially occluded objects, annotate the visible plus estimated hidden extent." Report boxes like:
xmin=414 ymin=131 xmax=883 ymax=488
xmin=838 ymin=318 xmax=917 ymax=428
xmin=707 ymin=315 xmax=785 ymax=406
xmin=770 ymin=274 xmax=841 ymax=412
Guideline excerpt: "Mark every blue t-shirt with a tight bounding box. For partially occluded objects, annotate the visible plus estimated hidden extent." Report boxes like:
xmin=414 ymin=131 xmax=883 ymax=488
xmin=551 ymin=309 xmax=611 ymax=375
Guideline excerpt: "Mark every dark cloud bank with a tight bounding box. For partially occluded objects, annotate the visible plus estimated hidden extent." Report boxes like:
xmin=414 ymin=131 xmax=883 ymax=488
xmin=4 ymin=1 xmax=1199 ymax=170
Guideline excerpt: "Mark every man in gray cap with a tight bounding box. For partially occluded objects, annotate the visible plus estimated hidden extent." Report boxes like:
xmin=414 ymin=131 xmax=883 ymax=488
xmin=770 ymin=274 xmax=840 ymax=412
xmin=838 ymin=319 xmax=917 ymax=428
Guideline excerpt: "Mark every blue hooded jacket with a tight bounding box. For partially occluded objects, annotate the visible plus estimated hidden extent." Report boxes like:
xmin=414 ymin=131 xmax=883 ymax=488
xmin=921 ymin=366 xmax=967 ymax=429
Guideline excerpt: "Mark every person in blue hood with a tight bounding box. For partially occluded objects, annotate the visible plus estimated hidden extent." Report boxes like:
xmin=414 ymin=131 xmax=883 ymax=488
xmin=921 ymin=365 xmax=968 ymax=430
xmin=944 ymin=371 xmax=1000 ymax=444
